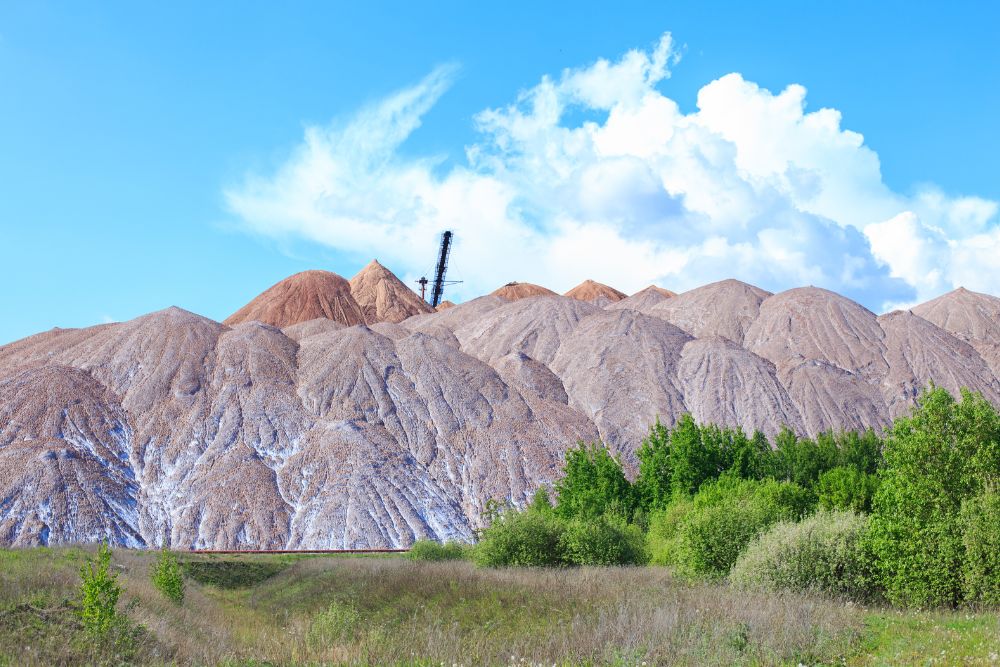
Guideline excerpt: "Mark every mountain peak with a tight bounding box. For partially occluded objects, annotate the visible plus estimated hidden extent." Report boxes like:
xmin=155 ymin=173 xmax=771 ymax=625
xmin=224 ymin=270 xmax=366 ymax=328
xmin=564 ymin=280 xmax=627 ymax=304
xmin=350 ymin=260 xmax=433 ymax=323
xmin=490 ymin=282 xmax=558 ymax=301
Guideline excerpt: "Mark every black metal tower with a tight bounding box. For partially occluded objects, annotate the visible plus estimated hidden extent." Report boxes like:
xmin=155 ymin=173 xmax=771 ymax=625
xmin=429 ymin=231 xmax=453 ymax=308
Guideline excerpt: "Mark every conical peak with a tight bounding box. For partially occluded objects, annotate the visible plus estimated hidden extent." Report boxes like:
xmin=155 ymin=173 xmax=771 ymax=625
xmin=224 ymin=269 xmax=364 ymax=328
xmin=491 ymin=282 xmax=558 ymax=301
xmin=349 ymin=259 xmax=434 ymax=323
xmin=636 ymin=285 xmax=676 ymax=297
xmin=354 ymin=259 xmax=393 ymax=279
xmin=565 ymin=279 xmax=627 ymax=304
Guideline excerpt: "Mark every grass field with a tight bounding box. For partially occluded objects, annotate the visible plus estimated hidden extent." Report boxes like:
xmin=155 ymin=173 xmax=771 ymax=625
xmin=0 ymin=548 xmax=997 ymax=666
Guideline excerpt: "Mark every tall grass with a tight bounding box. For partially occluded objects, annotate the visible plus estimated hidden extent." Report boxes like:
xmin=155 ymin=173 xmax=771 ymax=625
xmin=1 ymin=548 xmax=863 ymax=665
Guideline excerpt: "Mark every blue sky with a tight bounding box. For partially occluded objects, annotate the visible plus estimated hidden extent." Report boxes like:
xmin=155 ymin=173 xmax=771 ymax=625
xmin=2 ymin=1 xmax=999 ymax=344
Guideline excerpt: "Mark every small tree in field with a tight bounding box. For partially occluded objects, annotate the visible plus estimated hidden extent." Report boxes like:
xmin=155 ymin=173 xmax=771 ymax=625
xmin=151 ymin=548 xmax=185 ymax=604
xmin=79 ymin=542 xmax=124 ymax=636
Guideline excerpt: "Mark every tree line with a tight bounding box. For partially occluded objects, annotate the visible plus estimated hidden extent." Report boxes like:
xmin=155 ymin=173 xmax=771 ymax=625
xmin=448 ymin=386 xmax=1000 ymax=608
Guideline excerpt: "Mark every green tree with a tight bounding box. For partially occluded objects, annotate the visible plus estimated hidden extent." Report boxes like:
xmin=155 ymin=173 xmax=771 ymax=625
xmin=79 ymin=542 xmax=124 ymax=636
xmin=960 ymin=490 xmax=1000 ymax=604
xmin=527 ymin=487 xmax=555 ymax=513
xmin=836 ymin=429 xmax=883 ymax=475
xmin=771 ymin=430 xmax=840 ymax=487
xmin=669 ymin=415 xmax=723 ymax=496
xmin=816 ymin=466 xmax=879 ymax=513
xmin=151 ymin=548 xmax=185 ymax=604
xmin=722 ymin=429 xmax=772 ymax=481
xmin=635 ymin=418 xmax=672 ymax=511
xmin=554 ymin=441 xmax=635 ymax=520
xmin=865 ymin=387 xmax=1000 ymax=607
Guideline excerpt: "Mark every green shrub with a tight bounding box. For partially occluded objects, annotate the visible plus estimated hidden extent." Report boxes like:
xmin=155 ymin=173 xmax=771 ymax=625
xmin=560 ymin=514 xmax=648 ymax=566
xmin=730 ymin=510 xmax=873 ymax=600
xmin=151 ymin=548 xmax=185 ymax=604
xmin=306 ymin=601 xmax=360 ymax=649
xmin=182 ymin=559 xmax=287 ymax=588
xmin=960 ymin=490 xmax=1000 ymax=604
xmin=865 ymin=387 xmax=1000 ymax=607
xmin=407 ymin=539 xmax=470 ymax=562
xmin=672 ymin=476 xmax=812 ymax=578
xmin=78 ymin=542 xmax=124 ymax=636
xmin=645 ymin=497 xmax=694 ymax=566
xmin=474 ymin=508 xmax=566 ymax=567
xmin=555 ymin=441 xmax=635 ymax=520
xmin=816 ymin=467 xmax=879 ymax=513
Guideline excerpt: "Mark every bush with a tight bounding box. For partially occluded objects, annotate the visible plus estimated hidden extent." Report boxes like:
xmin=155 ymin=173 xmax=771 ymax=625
xmin=151 ymin=548 xmax=185 ymax=604
xmin=306 ymin=601 xmax=360 ymax=649
xmin=79 ymin=542 xmax=124 ymax=636
xmin=865 ymin=387 xmax=1000 ymax=607
xmin=560 ymin=514 xmax=648 ymax=566
xmin=816 ymin=467 xmax=879 ymax=513
xmin=474 ymin=508 xmax=566 ymax=567
xmin=407 ymin=539 xmax=470 ymax=562
xmin=730 ymin=510 xmax=873 ymax=600
xmin=960 ymin=491 xmax=1000 ymax=604
xmin=672 ymin=476 xmax=812 ymax=578
xmin=645 ymin=497 xmax=695 ymax=566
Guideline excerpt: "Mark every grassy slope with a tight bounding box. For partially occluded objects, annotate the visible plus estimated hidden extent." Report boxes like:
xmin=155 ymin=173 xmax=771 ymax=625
xmin=0 ymin=548 xmax=997 ymax=666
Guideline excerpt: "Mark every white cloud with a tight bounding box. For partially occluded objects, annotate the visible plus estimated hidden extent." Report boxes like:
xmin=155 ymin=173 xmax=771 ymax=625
xmin=225 ymin=33 xmax=1000 ymax=312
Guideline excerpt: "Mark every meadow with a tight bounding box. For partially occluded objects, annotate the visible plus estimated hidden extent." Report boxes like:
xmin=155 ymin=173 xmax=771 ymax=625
xmin=1 ymin=546 xmax=998 ymax=666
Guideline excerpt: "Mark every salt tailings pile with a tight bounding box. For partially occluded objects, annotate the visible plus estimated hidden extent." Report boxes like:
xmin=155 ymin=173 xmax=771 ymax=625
xmin=2 ymin=263 xmax=999 ymax=549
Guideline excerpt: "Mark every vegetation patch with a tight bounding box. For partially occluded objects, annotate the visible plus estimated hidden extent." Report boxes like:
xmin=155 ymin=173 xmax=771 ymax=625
xmin=181 ymin=557 xmax=288 ymax=589
xmin=730 ymin=509 xmax=872 ymax=598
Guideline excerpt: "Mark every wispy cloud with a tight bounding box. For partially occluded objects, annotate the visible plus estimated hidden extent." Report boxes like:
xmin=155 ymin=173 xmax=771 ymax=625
xmin=224 ymin=33 xmax=1000 ymax=310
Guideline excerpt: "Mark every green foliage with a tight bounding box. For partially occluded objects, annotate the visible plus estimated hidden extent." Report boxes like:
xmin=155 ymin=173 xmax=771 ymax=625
xmin=182 ymin=559 xmax=287 ymax=589
xmin=816 ymin=466 xmax=879 ymax=513
xmin=769 ymin=428 xmax=839 ymax=487
xmin=767 ymin=428 xmax=883 ymax=489
xmin=78 ymin=543 xmax=124 ymax=636
xmin=667 ymin=414 xmax=725 ymax=497
xmin=306 ymin=601 xmax=360 ymax=649
xmin=730 ymin=510 xmax=873 ymax=600
xmin=672 ymin=476 xmax=812 ymax=578
xmin=408 ymin=539 xmax=470 ymax=562
xmin=638 ymin=415 xmax=843 ymax=514
xmin=960 ymin=490 xmax=1000 ymax=604
xmin=635 ymin=419 xmax=672 ymax=511
xmin=724 ymin=430 xmax=772 ymax=481
xmin=645 ymin=497 xmax=694 ymax=566
xmin=836 ymin=429 xmax=883 ymax=475
xmin=866 ymin=387 xmax=1000 ymax=607
xmin=474 ymin=507 xmax=567 ymax=567
xmin=151 ymin=548 xmax=185 ymax=604
xmin=527 ymin=487 xmax=555 ymax=514
xmin=554 ymin=441 xmax=635 ymax=520
xmin=560 ymin=514 xmax=648 ymax=566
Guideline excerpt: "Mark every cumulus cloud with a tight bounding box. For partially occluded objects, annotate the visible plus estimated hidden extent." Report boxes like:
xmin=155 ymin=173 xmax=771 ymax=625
xmin=225 ymin=33 xmax=1000 ymax=311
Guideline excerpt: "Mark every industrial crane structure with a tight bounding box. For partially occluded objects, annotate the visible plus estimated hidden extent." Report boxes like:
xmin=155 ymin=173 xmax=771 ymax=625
xmin=416 ymin=231 xmax=461 ymax=307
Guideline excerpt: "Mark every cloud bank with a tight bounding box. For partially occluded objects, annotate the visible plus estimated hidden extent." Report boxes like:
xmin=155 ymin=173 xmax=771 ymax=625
xmin=225 ymin=33 xmax=1000 ymax=311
